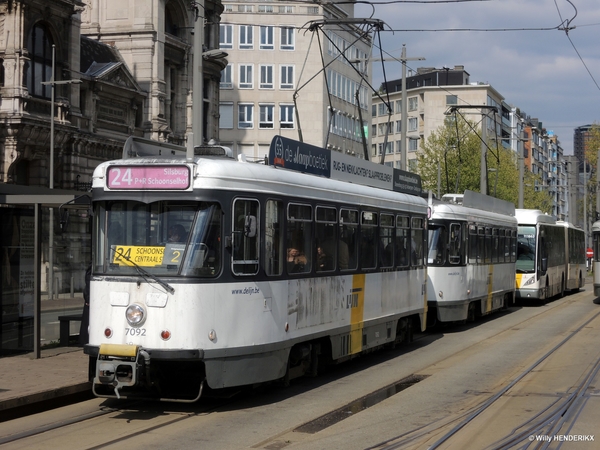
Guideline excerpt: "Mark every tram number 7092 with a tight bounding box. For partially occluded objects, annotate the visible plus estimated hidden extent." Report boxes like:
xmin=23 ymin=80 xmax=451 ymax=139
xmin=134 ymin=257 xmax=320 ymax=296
xmin=125 ymin=328 xmax=147 ymax=336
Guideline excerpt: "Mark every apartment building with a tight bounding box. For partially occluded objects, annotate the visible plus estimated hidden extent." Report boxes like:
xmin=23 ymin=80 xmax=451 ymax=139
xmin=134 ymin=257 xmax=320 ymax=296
xmin=219 ymin=0 xmax=372 ymax=160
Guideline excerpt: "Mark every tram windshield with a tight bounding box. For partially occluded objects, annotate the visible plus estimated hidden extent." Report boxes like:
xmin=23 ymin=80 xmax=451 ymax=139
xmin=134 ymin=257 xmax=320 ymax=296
xmin=428 ymin=225 xmax=446 ymax=266
xmin=516 ymin=226 xmax=536 ymax=273
xmin=93 ymin=200 xmax=222 ymax=277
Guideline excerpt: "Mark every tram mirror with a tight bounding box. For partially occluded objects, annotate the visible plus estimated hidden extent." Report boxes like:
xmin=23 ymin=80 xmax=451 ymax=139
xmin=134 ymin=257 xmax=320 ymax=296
xmin=244 ymin=215 xmax=257 ymax=238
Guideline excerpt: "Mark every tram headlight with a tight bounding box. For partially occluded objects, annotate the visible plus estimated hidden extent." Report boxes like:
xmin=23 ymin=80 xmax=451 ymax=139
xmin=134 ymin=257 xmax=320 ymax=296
xmin=126 ymin=304 xmax=146 ymax=327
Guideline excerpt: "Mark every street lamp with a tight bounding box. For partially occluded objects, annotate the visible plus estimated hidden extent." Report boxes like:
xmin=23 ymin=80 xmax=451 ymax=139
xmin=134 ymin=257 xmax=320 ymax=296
xmin=40 ymin=44 xmax=81 ymax=299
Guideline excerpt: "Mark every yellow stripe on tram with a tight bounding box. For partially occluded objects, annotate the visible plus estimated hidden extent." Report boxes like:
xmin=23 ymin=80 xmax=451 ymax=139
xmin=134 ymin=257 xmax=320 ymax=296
xmin=349 ymin=273 xmax=366 ymax=355
xmin=486 ymin=265 xmax=494 ymax=312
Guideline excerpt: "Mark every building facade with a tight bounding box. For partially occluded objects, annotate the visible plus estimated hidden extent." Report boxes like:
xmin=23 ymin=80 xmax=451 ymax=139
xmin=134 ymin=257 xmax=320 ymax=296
xmin=218 ymin=0 xmax=372 ymax=160
xmin=0 ymin=0 xmax=223 ymax=353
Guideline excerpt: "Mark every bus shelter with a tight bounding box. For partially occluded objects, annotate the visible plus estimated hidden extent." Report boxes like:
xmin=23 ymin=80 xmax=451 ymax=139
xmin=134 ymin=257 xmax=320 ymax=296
xmin=0 ymin=184 xmax=90 ymax=359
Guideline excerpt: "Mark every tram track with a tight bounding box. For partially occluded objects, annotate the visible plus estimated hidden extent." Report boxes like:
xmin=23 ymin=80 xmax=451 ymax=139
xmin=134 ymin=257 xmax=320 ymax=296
xmin=367 ymin=300 xmax=600 ymax=450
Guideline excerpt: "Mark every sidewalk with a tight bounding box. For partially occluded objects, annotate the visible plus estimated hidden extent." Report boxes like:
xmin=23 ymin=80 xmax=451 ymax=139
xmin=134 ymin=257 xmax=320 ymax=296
xmin=0 ymin=346 xmax=90 ymax=418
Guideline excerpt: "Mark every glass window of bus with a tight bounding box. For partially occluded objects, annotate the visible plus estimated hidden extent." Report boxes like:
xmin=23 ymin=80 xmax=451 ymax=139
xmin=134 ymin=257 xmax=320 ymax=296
xmin=340 ymin=209 xmax=358 ymax=270
xmin=396 ymin=215 xmax=410 ymax=268
xmin=316 ymin=206 xmax=337 ymax=272
xmin=360 ymin=211 xmax=378 ymax=269
xmin=427 ymin=224 xmax=446 ymax=266
xmin=181 ymin=203 xmax=222 ymax=277
xmin=516 ymin=226 xmax=536 ymax=272
xmin=232 ymin=199 xmax=260 ymax=275
xmin=287 ymin=203 xmax=312 ymax=274
xmin=411 ymin=217 xmax=424 ymax=267
xmin=264 ymin=200 xmax=284 ymax=276
xmin=468 ymin=224 xmax=477 ymax=264
xmin=491 ymin=228 xmax=499 ymax=263
xmin=380 ymin=213 xmax=394 ymax=268
xmin=448 ymin=223 xmax=462 ymax=265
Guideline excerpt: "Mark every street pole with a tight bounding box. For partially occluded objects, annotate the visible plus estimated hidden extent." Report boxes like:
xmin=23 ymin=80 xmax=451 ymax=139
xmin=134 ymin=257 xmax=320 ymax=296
xmin=480 ymin=111 xmax=488 ymax=195
xmin=518 ymin=129 xmax=524 ymax=209
xmin=49 ymin=45 xmax=55 ymax=300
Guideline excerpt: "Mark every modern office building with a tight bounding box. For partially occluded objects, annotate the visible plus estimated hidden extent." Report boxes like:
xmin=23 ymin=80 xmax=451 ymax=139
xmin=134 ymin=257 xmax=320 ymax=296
xmin=218 ymin=0 xmax=372 ymax=160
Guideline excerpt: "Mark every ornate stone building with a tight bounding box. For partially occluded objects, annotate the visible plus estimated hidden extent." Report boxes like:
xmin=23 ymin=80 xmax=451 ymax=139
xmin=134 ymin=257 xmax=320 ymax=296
xmin=0 ymin=0 xmax=225 ymax=309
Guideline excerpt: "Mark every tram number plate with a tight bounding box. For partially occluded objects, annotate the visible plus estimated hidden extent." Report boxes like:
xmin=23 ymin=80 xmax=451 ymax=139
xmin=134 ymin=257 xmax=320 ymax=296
xmin=125 ymin=328 xmax=147 ymax=336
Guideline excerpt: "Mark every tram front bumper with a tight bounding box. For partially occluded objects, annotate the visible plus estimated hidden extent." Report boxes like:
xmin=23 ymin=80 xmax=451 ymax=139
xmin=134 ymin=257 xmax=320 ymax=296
xmin=94 ymin=344 xmax=147 ymax=399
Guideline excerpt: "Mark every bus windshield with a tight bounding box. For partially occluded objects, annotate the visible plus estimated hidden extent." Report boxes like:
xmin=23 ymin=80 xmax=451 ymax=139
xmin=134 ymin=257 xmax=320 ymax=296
xmin=94 ymin=200 xmax=221 ymax=277
xmin=516 ymin=225 xmax=536 ymax=273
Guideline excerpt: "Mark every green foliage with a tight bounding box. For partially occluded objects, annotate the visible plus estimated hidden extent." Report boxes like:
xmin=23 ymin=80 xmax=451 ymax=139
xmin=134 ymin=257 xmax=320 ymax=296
xmin=416 ymin=116 xmax=552 ymax=212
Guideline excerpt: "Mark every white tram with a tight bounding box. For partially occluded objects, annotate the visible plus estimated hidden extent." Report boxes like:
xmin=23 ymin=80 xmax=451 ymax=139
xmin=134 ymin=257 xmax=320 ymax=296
xmin=515 ymin=210 xmax=585 ymax=300
xmin=85 ymin=136 xmax=428 ymax=401
xmin=592 ymin=220 xmax=600 ymax=297
xmin=426 ymin=191 xmax=517 ymax=323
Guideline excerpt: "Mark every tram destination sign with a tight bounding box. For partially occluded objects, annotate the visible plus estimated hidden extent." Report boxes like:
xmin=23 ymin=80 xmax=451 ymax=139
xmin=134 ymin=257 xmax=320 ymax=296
xmin=106 ymin=165 xmax=191 ymax=190
xmin=268 ymin=135 xmax=421 ymax=195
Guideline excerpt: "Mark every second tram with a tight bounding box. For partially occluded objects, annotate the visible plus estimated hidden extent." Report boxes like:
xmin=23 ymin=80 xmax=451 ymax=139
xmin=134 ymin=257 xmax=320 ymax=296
xmin=427 ymin=191 xmax=517 ymax=323
xmin=592 ymin=220 xmax=600 ymax=296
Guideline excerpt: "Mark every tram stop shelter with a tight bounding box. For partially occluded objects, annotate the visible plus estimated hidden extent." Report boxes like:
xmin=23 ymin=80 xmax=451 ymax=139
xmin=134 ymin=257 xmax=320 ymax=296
xmin=0 ymin=184 xmax=90 ymax=359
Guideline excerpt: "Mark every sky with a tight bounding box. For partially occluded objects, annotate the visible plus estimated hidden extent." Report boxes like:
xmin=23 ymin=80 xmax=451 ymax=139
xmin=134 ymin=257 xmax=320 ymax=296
xmin=353 ymin=0 xmax=600 ymax=154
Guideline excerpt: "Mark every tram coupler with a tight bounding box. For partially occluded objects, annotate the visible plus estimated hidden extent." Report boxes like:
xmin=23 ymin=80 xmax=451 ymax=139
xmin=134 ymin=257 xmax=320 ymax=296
xmin=94 ymin=343 xmax=145 ymax=399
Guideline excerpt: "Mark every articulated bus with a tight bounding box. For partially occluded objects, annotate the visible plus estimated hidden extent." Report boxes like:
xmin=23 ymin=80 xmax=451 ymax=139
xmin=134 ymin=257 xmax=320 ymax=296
xmin=515 ymin=210 xmax=585 ymax=300
xmin=593 ymin=220 xmax=600 ymax=296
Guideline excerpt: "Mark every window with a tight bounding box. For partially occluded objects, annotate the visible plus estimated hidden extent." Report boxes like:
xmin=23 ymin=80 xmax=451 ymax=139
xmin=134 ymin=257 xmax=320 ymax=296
xmin=287 ymin=203 xmax=312 ymax=274
xmin=316 ymin=206 xmax=338 ymax=272
xmin=280 ymin=65 xmax=294 ymax=89
xmin=27 ymin=23 xmax=53 ymax=99
xmin=238 ymin=103 xmax=254 ymax=129
xmin=239 ymin=25 xmax=253 ymax=49
xmin=258 ymin=5 xmax=274 ymax=13
xmin=220 ymin=64 xmax=232 ymax=89
xmin=220 ymin=24 xmax=233 ymax=49
xmin=380 ymin=214 xmax=395 ymax=268
xmin=408 ymin=117 xmax=418 ymax=132
xmin=238 ymin=4 xmax=253 ymax=12
xmin=259 ymin=26 xmax=274 ymax=50
xmin=408 ymin=138 xmax=419 ymax=152
xmin=371 ymin=104 xmax=377 ymax=117
xmin=395 ymin=100 xmax=402 ymax=113
xmin=446 ymin=95 xmax=458 ymax=105
xmin=340 ymin=209 xmax=359 ymax=270
xmin=378 ymin=103 xmax=386 ymax=116
xmin=307 ymin=6 xmax=319 ymax=14
xmin=396 ymin=120 xmax=402 ymax=133
xmin=396 ymin=216 xmax=410 ymax=267
xmin=232 ymin=198 xmax=260 ymax=275
xmin=259 ymin=104 xmax=274 ymax=129
xmin=408 ymin=97 xmax=418 ymax=111
xmin=259 ymin=65 xmax=273 ymax=89
xmin=239 ymin=64 xmax=253 ymax=89
xmin=371 ymin=124 xmax=376 ymax=137
xmin=280 ymin=104 xmax=294 ymax=128
xmin=279 ymin=5 xmax=294 ymax=13
xmin=264 ymin=200 xmax=284 ymax=276
xmin=411 ymin=217 xmax=424 ymax=266
xmin=280 ymin=27 xmax=295 ymax=50
xmin=360 ymin=211 xmax=378 ymax=269
xmin=219 ymin=103 xmax=233 ymax=129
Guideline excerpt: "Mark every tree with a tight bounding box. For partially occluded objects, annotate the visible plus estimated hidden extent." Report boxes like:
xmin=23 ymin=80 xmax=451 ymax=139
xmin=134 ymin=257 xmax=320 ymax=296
xmin=416 ymin=116 xmax=552 ymax=212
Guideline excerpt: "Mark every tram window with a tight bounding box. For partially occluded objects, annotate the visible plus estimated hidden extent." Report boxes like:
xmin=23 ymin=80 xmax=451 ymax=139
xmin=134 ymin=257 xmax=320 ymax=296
xmin=264 ymin=200 xmax=284 ymax=276
xmin=492 ymin=228 xmax=499 ymax=263
xmin=232 ymin=198 xmax=260 ymax=275
xmin=340 ymin=209 xmax=358 ymax=270
xmin=448 ymin=223 xmax=461 ymax=265
xmin=182 ymin=204 xmax=222 ymax=277
xmin=380 ymin=214 xmax=394 ymax=268
xmin=411 ymin=217 xmax=424 ymax=267
xmin=511 ymin=230 xmax=517 ymax=263
xmin=316 ymin=206 xmax=337 ymax=272
xmin=287 ymin=203 xmax=312 ymax=274
xmin=477 ymin=227 xmax=485 ymax=264
xmin=468 ymin=224 xmax=478 ymax=264
xmin=428 ymin=224 xmax=446 ymax=266
xmin=498 ymin=229 xmax=506 ymax=263
xmin=396 ymin=215 xmax=410 ymax=268
xmin=485 ymin=228 xmax=492 ymax=263
xmin=360 ymin=211 xmax=378 ymax=269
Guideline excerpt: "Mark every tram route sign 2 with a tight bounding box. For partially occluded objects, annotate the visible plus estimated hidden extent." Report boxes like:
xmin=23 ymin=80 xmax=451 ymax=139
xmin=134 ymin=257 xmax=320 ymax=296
xmin=268 ymin=135 xmax=421 ymax=196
